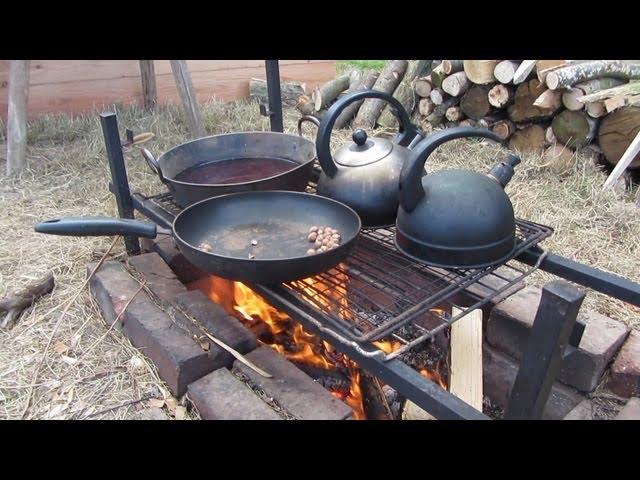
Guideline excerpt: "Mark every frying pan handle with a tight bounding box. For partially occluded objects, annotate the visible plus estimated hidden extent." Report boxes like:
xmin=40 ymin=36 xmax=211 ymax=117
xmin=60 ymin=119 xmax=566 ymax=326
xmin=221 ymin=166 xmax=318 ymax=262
xmin=297 ymin=115 xmax=320 ymax=138
xmin=399 ymin=127 xmax=505 ymax=213
xmin=316 ymin=90 xmax=418 ymax=178
xmin=34 ymin=217 xmax=159 ymax=238
xmin=141 ymin=148 xmax=167 ymax=185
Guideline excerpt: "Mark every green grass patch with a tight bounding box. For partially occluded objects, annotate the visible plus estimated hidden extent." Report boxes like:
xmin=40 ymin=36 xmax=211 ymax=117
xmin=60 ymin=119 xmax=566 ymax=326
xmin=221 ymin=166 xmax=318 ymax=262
xmin=336 ymin=60 xmax=388 ymax=73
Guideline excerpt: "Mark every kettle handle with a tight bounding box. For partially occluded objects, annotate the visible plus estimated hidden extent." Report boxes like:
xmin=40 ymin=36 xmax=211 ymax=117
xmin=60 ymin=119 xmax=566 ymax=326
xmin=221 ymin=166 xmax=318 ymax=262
xmin=399 ymin=127 xmax=505 ymax=213
xmin=316 ymin=90 xmax=418 ymax=178
xmin=297 ymin=115 xmax=320 ymax=138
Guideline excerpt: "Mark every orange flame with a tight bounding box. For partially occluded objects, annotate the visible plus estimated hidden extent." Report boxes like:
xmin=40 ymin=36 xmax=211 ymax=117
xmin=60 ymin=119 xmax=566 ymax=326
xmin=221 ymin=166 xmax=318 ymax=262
xmin=420 ymin=368 xmax=448 ymax=390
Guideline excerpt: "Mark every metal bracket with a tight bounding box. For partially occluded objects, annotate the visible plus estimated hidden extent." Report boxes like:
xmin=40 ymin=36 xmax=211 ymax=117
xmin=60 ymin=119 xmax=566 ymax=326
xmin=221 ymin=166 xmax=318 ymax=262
xmin=259 ymin=103 xmax=272 ymax=118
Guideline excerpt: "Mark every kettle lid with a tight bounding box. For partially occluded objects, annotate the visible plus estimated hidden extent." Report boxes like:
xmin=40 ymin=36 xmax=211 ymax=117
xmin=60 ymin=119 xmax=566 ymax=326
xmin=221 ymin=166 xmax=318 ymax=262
xmin=334 ymin=129 xmax=394 ymax=167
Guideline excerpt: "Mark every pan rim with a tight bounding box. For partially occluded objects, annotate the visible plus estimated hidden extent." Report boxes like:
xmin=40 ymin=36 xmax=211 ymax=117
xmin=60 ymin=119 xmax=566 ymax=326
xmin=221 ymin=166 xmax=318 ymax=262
xmin=157 ymin=131 xmax=317 ymax=188
xmin=172 ymin=190 xmax=362 ymax=263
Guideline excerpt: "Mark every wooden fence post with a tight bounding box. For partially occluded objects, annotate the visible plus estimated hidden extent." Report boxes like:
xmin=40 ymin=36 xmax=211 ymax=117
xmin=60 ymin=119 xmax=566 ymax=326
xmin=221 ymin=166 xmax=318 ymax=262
xmin=138 ymin=60 xmax=157 ymax=111
xmin=170 ymin=60 xmax=205 ymax=138
xmin=6 ymin=60 xmax=30 ymax=175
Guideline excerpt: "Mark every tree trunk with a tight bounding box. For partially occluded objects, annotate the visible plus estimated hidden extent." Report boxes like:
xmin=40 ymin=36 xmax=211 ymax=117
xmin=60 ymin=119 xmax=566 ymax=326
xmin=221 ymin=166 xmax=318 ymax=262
xmin=533 ymin=89 xmax=563 ymax=111
xmin=418 ymin=97 xmax=436 ymax=116
xmin=512 ymin=60 xmax=537 ymax=84
xmin=430 ymin=63 xmax=447 ymax=88
xmin=442 ymin=71 xmax=470 ymax=97
xmin=378 ymin=61 xmax=434 ymax=128
xmin=445 ymin=106 xmax=465 ymax=122
xmin=546 ymin=61 xmax=640 ymax=90
xmin=426 ymin=97 xmax=459 ymax=127
xmin=562 ymin=78 xmax=626 ymax=109
xmin=494 ymin=61 xmax=520 ymax=84
xmin=491 ymin=119 xmax=516 ymax=140
xmin=463 ymin=60 xmax=499 ymax=84
xmin=353 ymin=60 xmax=408 ymax=129
xmin=442 ymin=60 xmax=464 ymax=74
xmin=430 ymin=88 xmax=447 ymax=105
xmin=551 ymin=110 xmax=598 ymax=149
xmin=414 ymin=76 xmax=433 ymax=98
xmin=460 ymin=85 xmax=495 ymax=120
xmin=333 ymin=70 xmax=380 ymax=129
xmin=508 ymin=79 xmax=557 ymax=123
xmin=508 ymin=124 xmax=546 ymax=153
xmin=598 ymin=106 xmax=640 ymax=168
xmin=487 ymin=84 xmax=514 ymax=108
xmin=251 ymin=78 xmax=306 ymax=106
xmin=6 ymin=60 xmax=30 ymax=175
xmin=311 ymin=73 xmax=352 ymax=111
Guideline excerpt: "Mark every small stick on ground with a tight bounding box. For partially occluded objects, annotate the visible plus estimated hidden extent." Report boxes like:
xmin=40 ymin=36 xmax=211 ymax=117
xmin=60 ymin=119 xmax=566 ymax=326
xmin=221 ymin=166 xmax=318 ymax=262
xmin=0 ymin=274 xmax=55 ymax=330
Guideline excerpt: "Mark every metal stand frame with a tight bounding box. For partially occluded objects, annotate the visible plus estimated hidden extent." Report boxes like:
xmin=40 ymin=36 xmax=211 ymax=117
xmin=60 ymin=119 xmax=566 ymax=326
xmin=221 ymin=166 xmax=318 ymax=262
xmin=100 ymin=59 xmax=640 ymax=420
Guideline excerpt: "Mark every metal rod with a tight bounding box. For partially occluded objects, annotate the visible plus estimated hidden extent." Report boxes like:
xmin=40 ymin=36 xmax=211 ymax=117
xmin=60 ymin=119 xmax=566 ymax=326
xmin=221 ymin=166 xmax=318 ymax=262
xmin=251 ymin=283 xmax=489 ymax=420
xmin=504 ymin=280 xmax=585 ymax=420
xmin=100 ymin=112 xmax=140 ymax=255
xmin=265 ymin=60 xmax=284 ymax=132
xmin=517 ymin=247 xmax=640 ymax=307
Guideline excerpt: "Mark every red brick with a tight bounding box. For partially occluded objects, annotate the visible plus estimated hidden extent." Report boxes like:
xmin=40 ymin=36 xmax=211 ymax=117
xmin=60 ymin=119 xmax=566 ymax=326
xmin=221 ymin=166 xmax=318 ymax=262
xmin=188 ymin=368 xmax=281 ymax=420
xmin=615 ymin=397 xmax=640 ymax=420
xmin=487 ymin=286 xmax=628 ymax=392
xmin=232 ymin=346 xmax=353 ymax=420
xmin=563 ymin=399 xmax=594 ymax=420
xmin=608 ymin=331 xmax=640 ymax=398
xmin=141 ymin=237 xmax=207 ymax=284
xmin=483 ymin=344 xmax=584 ymax=420
xmin=127 ymin=252 xmax=187 ymax=302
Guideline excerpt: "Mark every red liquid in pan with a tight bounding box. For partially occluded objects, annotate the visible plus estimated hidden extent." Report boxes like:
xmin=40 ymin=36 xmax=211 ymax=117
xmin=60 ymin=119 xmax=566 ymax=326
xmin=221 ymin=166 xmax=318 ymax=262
xmin=174 ymin=157 xmax=298 ymax=184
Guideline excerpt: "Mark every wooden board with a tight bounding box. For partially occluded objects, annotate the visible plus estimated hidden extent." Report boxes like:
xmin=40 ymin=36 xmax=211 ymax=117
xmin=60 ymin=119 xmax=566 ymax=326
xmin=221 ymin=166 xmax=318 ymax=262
xmin=0 ymin=60 xmax=336 ymax=119
xmin=449 ymin=307 xmax=483 ymax=411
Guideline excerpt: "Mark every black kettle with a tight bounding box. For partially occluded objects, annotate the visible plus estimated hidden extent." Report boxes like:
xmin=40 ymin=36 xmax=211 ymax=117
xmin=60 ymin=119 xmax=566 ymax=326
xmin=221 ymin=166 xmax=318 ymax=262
xmin=315 ymin=90 xmax=502 ymax=227
xmin=396 ymin=128 xmax=521 ymax=269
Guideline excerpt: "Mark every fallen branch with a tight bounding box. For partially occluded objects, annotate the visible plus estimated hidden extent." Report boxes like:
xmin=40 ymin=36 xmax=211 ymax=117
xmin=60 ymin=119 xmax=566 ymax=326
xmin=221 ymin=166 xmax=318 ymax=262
xmin=0 ymin=274 xmax=55 ymax=329
xmin=546 ymin=61 xmax=640 ymax=90
xmin=576 ymin=81 xmax=640 ymax=104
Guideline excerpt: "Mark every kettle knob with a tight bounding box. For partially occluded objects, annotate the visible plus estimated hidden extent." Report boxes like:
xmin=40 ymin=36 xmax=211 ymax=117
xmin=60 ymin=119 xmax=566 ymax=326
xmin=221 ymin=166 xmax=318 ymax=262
xmin=352 ymin=129 xmax=368 ymax=146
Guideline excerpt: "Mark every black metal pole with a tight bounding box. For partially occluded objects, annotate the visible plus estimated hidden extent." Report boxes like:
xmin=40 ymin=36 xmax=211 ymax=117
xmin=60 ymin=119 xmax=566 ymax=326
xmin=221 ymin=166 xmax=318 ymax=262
xmin=265 ymin=60 xmax=284 ymax=132
xmin=517 ymin=248 xmax=640 ymax=307
xmin=99 ymin=112 xmax=140 ymax=255
xmin=504 ymin=280 xmax=585 ymax=420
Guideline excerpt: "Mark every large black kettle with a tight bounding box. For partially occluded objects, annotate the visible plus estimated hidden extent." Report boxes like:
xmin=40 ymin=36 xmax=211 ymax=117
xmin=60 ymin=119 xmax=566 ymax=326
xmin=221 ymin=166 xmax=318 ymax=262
xmin=315 ymin=90 xmax=502 ymax=227
xmin=396 ymin=128 xmax=521 ymax=269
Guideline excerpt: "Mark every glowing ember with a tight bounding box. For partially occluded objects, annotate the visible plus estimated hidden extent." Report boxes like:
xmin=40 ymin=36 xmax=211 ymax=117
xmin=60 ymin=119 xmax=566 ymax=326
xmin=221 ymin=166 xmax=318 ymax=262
xmin=420 ymin=368 xmax=448 ymax=390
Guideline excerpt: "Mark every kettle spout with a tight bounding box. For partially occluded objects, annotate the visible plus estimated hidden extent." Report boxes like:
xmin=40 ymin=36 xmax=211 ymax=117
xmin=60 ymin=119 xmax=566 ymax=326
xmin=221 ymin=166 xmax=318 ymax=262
xmin=488 ymin=154 xmax=521 ymax=188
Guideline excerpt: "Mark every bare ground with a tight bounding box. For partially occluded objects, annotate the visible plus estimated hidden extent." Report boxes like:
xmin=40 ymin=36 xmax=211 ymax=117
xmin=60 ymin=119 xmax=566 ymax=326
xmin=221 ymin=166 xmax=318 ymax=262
xmin=0 ymin=99 xmax=638 ymax=419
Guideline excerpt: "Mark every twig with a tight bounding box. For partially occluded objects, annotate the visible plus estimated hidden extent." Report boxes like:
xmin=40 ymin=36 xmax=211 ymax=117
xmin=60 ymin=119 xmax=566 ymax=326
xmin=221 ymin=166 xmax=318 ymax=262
xmin=79 ymin=393 xmax=156 ymax=419
xmin=0 ymin=273 xmax=55 ymax=329
xmin=20 ymin=236 xmax=119 ymax=419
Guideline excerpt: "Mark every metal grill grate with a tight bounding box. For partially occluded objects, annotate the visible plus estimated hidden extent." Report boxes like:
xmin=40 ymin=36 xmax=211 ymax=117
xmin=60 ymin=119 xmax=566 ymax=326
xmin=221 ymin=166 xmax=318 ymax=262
xmin=133 ymin=182 xmax=552 ymax=360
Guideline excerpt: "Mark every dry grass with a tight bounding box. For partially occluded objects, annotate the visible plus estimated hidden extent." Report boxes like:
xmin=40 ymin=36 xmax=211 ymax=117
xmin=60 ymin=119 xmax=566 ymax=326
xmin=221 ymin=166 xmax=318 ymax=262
xmin=1 ymin=98 xmax=638 ymax=419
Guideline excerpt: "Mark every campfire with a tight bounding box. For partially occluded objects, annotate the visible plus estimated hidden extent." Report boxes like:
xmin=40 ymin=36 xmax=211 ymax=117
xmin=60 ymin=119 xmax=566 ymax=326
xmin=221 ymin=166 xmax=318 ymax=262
xmin=188 ymin=267 xmax=448 ymax=420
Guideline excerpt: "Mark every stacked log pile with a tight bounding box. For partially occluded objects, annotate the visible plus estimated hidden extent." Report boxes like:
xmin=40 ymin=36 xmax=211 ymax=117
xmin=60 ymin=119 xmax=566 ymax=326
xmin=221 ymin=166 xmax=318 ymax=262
xmin=411 ymin=60 xmax=640 ymax=177
xmin=293 ymin=60 xmax=640 ymax=181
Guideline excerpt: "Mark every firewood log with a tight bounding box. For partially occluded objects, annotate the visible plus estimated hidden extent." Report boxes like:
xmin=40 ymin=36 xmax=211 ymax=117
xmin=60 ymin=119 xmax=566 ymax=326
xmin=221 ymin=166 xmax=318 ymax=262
xmin=430 ymin=63 xmax=447 ymax=88
xmin=333 ymin=70 xmax=380 ymax=129
xmin=459 ymin=119 xmax=477 ymax=128
xmin=586 ymin=101 xmax=607 ymax=118
xmin=426 ymin=97 xmax=459 ymax=127
xmin=430 ymin=88 xmax=447 ymax=105
xmin=535 ymin=60 xmax=567 ymax=83
xmin=508 ymin=79 xmax=557 ymax=123
xmin=251 ymin=78 xmax=305 ymax=106
xmin=577 ymin=81 xmax=640 ymax=104
xmin=445 ymin=106 xmax=465 ymax=122
xmin=442 ymin=71 xmax=470 ymax=97
xmin=0 ymin=274 xmax=55 ymax=329
xmin=460 ymin=85 xmax=497 ymax=120
xmin=541 ymin=144 xmax=575 ymax=174
xmin=546 ymin=61 xmax=640 ymax=90
xmin=463 ymin=60 xmax=499 ymax=84
xmin=508 ymin=124 xmax=546 ymax=153
xmin=551 ymin=110 xmax=598 ymax=149
xmin=378 ymin=60 xmax=434 ymax=128
xmin=512 ymin=60 xmax=537 ymax=85
xmin=604 ymin=96 xmax=627 ymax=113
xmin=491 ymin=119 xmax=516 ymax=140
xmin=418 ymin=97 xmax=436 ymax=116
xmin=487 ymin=84 xmax=514 ymax=108
xmin=414 ymin=76 xmax=433 ymax=98
xmin=598 ymin=106 xmax=640 ymax=168
xmin=533 ymin=89 xmax=563 ymax=111
xmin=545 ymin=125 xmax=557 ymax=145
xmin=311 ymin=72 xmax=353 ymax=111
xmin=493 ymin=61 xmax=520 ymax=84
xmin=353 ymin=60 xmax=408 ymax=129
xmin=562 ymin=78 xmax=626 ymax=110
xmin=442 ymin=60 xmax=464 ymax=75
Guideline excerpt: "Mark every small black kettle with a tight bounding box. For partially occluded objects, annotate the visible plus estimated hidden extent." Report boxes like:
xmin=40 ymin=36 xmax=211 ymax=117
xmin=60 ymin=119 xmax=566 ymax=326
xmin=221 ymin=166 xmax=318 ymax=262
xmin=396 ymin=128 xmax=521 ymax=269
